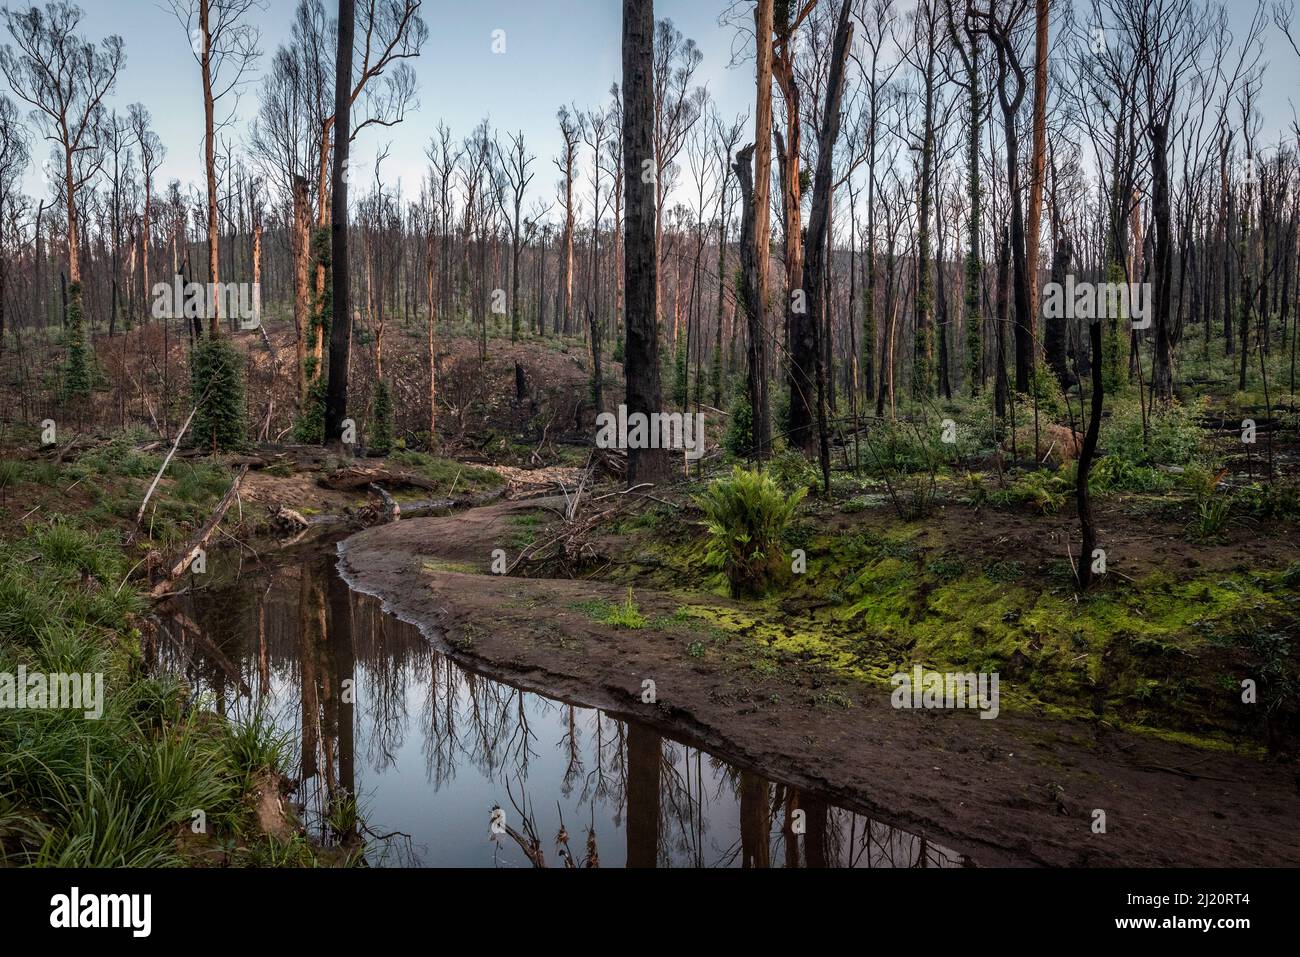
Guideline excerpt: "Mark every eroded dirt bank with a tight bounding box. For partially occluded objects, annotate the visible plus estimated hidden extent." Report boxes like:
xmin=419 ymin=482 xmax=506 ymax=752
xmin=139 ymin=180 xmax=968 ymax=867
xmin=339 ymin=497 xmax=1300 ymax=867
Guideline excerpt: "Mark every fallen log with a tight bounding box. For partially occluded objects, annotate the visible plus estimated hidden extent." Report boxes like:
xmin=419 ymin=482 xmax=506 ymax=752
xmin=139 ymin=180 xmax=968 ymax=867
xmin=319 ymin=466 xmax=440 ymax=493
xmin=149 ymin=466 xmax=249 ymax=599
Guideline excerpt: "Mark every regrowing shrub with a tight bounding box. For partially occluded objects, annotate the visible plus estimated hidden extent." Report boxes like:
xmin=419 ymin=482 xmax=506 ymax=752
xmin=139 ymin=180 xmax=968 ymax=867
xmin=190 ymin=336 xmax=247 ymax=453
xmin=695 ymin=466 xmax=806 ymax=597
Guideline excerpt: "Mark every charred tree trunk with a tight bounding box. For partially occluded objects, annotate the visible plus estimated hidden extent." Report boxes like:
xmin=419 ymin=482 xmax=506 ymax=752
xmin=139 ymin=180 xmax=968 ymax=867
xmin=622 ymin=0 xmax=671 ymax=484
xmin=292 ymin=175 xmax=311 ymax=405
xmin=1076 ymin=312 xmax=1104 ymax=590
xmin=1045 ymin=234 xmax=1072 ymax=388
xmin=799 ymin=0 xmax=853 ymax=487
xmin=323 ymin=0 xmax=355 ymax=449
xmin=735 ymin=145 xmax=769 ymax=459
xmin=200 ymin=0 xmax=221 ymax=336
xmin=1150 ymin=120 xmax=1176 ymax=401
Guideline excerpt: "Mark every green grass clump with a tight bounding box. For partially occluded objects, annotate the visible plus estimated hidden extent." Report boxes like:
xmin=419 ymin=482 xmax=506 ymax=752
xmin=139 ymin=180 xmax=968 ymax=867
xmin=0 ymin=521 xmax=293 ymax=866
xmin=603 ymin=588 xmax=646 ymax=630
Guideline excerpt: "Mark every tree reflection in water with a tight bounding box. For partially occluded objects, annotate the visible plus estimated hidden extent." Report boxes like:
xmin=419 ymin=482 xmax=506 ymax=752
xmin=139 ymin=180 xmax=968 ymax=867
xmin=149 ymin=549 xmax=972 ymax=868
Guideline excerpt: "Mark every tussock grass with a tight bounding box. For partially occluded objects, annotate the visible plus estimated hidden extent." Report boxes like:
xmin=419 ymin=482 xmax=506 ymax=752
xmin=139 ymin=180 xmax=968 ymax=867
xmin=0 ymin=521 xmax=291 ymax=866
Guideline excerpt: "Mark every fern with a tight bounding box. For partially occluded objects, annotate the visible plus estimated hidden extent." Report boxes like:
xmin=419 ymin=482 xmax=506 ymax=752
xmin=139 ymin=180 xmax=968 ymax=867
xmin=694 ymin=466 xmax=806 ymax=597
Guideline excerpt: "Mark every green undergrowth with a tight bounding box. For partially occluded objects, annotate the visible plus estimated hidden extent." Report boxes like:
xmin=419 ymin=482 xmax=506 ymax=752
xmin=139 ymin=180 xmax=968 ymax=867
xmin=0 ymin=507 xmax=328 ymax=867
xmin=0 ymin=431 xmax=234 ymax=552
xmin=388 ymin=450 xmax=505 ymax=496
xmin=570 ymin=588 xmax=647 ymax=630
xmin=603 ymin=509 xmax=1299 ymax=747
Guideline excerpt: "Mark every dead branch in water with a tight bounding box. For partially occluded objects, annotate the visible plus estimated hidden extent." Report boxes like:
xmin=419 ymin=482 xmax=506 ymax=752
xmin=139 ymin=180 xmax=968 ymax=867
xmin=148 ymin=465 xmax=249 ymax=599
xmin=368 ymin=482 xmax=401 ymax=522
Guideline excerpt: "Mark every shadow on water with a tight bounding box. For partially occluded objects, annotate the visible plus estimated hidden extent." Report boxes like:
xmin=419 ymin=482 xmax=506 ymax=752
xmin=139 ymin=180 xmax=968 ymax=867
xmin=151 ymin=544 xmax=971 ymax=868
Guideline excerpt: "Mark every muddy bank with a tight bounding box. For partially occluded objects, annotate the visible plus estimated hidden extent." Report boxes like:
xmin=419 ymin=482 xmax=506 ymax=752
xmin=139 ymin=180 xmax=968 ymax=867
xmin=338 ymin=498 xmax=1300 ymax=867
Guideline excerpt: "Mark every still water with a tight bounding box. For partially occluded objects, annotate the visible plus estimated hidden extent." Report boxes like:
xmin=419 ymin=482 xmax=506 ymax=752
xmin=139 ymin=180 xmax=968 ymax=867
xmin=154 ymin=545 xmax=970 ymax=868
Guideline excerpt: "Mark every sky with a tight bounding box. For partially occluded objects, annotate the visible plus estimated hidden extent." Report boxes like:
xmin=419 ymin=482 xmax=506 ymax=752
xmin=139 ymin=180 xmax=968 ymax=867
xmin=17 ymin=0 xmax=757 ymax=208
xmin=11 ymin=0 xmax=1300 ymax=214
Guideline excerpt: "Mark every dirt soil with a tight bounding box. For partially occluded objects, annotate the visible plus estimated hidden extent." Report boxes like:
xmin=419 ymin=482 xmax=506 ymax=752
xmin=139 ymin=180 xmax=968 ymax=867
xmin=339 ymin=495 xmax=1300 ymax=868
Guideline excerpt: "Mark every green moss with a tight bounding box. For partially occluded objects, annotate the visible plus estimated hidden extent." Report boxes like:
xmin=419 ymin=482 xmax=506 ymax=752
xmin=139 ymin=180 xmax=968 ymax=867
xmin=420 ymin=559 xmax=479 ymax=575
xmin=653 ymin=534 xmax=1297 ymax=745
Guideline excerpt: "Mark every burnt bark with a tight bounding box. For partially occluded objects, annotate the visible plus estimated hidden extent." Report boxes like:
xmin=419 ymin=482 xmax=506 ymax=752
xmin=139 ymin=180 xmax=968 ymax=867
xmin=323 ymin=0 xmax=355 ymax=449
xmin=799 ymin=0 xmax=853 ymax=488
xmin=622 ymin=0 xmax=670 ymax=484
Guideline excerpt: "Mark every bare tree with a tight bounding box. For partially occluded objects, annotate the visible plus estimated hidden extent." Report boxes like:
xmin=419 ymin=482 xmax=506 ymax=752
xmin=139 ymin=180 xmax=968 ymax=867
xmin=128 ymin=103 xmax=163 ymax=329
xmin=495 ymin=130 xmax=536 ymax=343
xmin=324 ymin=0 xmax=355 ymax=449
xmin=652 ymin=17 xmax=706 ymax=331
xmin=170 ymin=0 xmax=263 ymax=336
xmin=1 ymin=1 xmax=123 ymax=398
xmin=555 ymin=104 xmax=582 ymax=336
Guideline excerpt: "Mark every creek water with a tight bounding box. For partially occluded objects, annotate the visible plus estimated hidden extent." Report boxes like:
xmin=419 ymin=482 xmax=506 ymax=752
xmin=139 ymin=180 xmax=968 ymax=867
xmin=153 ymin=539 xmax=969 ymax=868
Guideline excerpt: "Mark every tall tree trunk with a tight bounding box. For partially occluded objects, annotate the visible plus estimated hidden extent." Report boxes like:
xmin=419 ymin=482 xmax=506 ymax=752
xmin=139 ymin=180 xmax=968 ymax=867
xmin=774 ymin=40 xmax=809 ymax=446
xmin=1150 ymin=120 xmax=1176 ymax=401
xmin=293 ymin=175 xmax=311 ymax=404
xmin=1045 ymin=233 xmax=1071 ymax=387
xmin=562 ymin=158 xmax=575 ymax=335
xmin=140 ymin=173 xmax=152 ymax=326
xmin=799 ymin=0 xmax=853 ymax=487
xmin=1076 ymin=311 xmax=1104 ymax=590
xmin=913 ymin=40 xmax=937 ymax=399
xmin=622 ymin=0 xmax=670 ymax=483
xmin=962 ymin=31 xmax=983 ymax=396
xmin=200 ymin=0 xmax=221 ymax=336
xmin=426 ymin=228 xmax=437 ymax=443
xmin=323 ymin=0 xmax=355 ymax=448
xmin=1026 ymin=0 xmax=1049 ymax=348
xmin=749 ymin=0 xmax=774 ymax=456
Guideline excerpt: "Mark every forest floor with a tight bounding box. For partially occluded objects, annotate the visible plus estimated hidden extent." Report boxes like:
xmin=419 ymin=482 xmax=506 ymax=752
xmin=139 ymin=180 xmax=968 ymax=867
xmin=336 ymin=490 xmax=1300 ymax=868
xmin=4 ymin=320 xmax=1299 ymax=867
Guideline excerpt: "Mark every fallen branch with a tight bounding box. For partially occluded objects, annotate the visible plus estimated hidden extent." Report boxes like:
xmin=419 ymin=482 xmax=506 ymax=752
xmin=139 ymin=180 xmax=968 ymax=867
xmin=149 ymin=466 xmax=249 ymax=599
xmin=51 ymin=434 xmax=81 ymax=464
xmin=134 ymin=405 xmax=198 ymax=531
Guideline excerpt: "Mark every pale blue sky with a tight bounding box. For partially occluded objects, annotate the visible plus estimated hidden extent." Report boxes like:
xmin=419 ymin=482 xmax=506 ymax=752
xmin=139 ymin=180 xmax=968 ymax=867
xmin=9 ymin=0 xmax=1300 ymax=217
xmin=18 ymin=0 xmax=755 ymax=209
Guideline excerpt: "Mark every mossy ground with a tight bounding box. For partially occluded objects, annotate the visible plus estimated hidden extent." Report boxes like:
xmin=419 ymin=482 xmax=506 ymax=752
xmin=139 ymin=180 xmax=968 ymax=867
xmin=586 ymin=481 xmax=1299 ymax=750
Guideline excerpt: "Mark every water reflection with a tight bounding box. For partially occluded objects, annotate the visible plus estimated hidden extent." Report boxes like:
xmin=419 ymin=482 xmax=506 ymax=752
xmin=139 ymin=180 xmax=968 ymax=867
xmin=150 ymin=549 xmax=970 ymax=868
